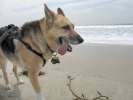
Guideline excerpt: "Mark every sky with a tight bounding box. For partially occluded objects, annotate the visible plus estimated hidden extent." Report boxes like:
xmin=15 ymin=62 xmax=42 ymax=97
xmin=0 ymin=0 xmax=133 ymax=26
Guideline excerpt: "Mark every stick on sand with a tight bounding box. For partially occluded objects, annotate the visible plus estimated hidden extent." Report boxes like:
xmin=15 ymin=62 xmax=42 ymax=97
xmin=67 ymin=76 xmax=109 ymax=100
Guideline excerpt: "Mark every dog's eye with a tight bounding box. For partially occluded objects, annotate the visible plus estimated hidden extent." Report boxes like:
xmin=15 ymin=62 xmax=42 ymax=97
xmin=62 ymin=25 xmax=70 ymax=30
xmin=58 ymin=37 xmax=63 ymax=44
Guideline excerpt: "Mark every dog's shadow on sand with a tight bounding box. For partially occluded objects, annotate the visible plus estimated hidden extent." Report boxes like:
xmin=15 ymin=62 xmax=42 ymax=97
xmin=0 ymin=84 xmax=22 ymax=100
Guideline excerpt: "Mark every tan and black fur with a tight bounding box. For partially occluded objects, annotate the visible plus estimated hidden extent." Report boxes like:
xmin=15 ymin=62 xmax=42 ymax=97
xmin=0 ymin=4 xmax=83 ymax=100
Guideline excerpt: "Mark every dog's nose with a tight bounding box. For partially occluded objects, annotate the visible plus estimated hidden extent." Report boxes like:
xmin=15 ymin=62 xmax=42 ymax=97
xmin=77 ymin=35 xmax=84 ymax=43
xmin=78 ymin=37 xmax=84 ymax=43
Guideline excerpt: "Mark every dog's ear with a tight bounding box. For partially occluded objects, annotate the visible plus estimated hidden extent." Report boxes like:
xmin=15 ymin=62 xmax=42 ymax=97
xmin=57 ymin=8 xmax=65 ymax=16
xmin=44 ymin=4 xmax=54 ymax=28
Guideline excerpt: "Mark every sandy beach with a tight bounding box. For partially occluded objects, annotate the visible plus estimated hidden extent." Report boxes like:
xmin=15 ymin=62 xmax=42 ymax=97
xmin=0 ymin=43 xmax=133 ymax=100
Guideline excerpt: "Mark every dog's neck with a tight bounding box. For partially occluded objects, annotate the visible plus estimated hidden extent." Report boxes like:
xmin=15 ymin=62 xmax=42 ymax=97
xmin=40 ymin=18 xmax=53 ymax=53
xmin=39 ymin=18 xmax=47 ymax=34
xmin=22 ymin=18 xmax=54 ymax=60
xmin=39 ymin=18 xmax=54 ymax=59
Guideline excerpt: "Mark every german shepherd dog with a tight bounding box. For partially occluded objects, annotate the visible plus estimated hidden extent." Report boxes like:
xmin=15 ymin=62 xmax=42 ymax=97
xmin=0 ymin=4 xmax=83 ymax=100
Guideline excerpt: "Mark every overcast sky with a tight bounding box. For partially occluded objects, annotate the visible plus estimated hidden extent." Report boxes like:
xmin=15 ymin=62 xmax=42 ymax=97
xmin=0 ymin=0 xmax=133 ymax=26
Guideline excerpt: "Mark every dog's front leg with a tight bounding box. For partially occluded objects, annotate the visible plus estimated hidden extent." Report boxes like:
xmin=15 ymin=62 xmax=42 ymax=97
xmin=28 ymin=70 xmax=46 ymax=100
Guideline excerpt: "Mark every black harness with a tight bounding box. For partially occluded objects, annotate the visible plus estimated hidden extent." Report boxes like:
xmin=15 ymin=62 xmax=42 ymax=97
xmin=0 ymin=24 xmax=60 ymax=66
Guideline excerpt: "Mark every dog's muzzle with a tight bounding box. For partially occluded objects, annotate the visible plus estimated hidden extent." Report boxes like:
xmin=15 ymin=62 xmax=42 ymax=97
xmin=69 ymin=34 xmax=84 ymax=45
xmin=56 ymin=34 xmax=83 ymax=55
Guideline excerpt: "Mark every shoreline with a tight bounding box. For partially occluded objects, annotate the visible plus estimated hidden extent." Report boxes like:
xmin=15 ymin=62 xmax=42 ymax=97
xmin=82 ymin=42 xmax=133 ymax=46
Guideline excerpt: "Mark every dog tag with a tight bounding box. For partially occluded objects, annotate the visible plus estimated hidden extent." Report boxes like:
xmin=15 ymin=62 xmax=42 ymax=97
xmin=51 ymin=53 xmax=60 ymax=64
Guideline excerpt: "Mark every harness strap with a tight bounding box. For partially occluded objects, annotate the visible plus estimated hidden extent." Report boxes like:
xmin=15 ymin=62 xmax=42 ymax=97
xmin=19 ymin=38 xmax=46 ymax=66
xmin=0 ymin=24 xmax=51 ymax=66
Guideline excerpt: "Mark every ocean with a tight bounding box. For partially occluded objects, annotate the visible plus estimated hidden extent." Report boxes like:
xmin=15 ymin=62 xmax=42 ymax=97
xmin=76 ymin=25 xmax=133 ymax=45
xmin=0 ymin=1 xmax=132 ymax=46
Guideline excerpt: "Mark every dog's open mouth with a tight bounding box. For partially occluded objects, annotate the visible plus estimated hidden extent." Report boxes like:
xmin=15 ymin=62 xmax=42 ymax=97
xmin=57 ymin=37 xmax=72 ymax=55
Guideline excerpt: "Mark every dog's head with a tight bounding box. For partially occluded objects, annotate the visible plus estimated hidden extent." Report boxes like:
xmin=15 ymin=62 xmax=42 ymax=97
xmin=43 ymin=4 xmax=84 ymax=55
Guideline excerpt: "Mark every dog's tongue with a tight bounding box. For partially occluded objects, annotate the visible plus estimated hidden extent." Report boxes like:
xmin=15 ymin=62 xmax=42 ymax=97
xmin=58 ymin=44 xmax=67 ymax=55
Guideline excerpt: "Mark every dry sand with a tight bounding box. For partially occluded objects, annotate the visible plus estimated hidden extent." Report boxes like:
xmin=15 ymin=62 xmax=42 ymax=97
xmin=0 ymin=43 xmax=133 ymax=100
